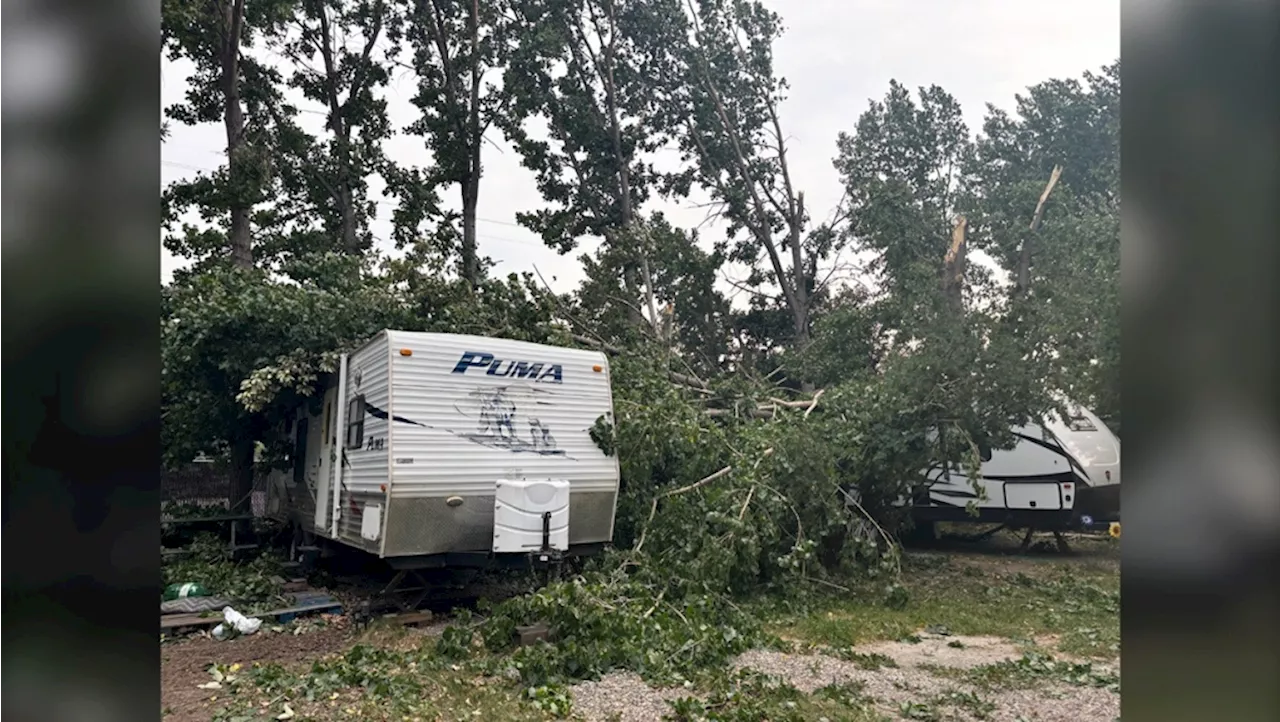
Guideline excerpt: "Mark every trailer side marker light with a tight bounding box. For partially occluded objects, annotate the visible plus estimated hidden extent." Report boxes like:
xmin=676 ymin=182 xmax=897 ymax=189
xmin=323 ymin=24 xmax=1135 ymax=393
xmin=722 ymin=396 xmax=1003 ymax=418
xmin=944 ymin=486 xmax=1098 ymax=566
xmin=1062 ymin=483 xmax=1072 ymax=490
xmin=399 ymin=348 xmax=413 ymax=356
xmin=380 ymin=484 xmax=387 ymax=492
xmin=593 ymin=364 xmax=603 ymax=372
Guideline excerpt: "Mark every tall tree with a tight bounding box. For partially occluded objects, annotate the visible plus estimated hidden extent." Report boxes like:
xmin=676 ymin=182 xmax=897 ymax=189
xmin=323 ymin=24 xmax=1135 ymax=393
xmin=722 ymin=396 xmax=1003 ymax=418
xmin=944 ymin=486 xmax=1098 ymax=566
xmin=400 ymin=0 xmax=515 ymax=287
xmin=162 ymin=0 xmax=293 ymax=271
xmin=965 ymin=61 xmax=1121 ymax=420
xmin=832 ymin=80 xmax=1054 ymax=461
xmin=266 ymin=0 xmax=395 ymax=261
xmin=833 ymin=81 xmax=975 ymax=329
xmin=660 ymin=0 xmax=836 ymax=347
xmin=502 ymin=0 xmax=687 ymax=329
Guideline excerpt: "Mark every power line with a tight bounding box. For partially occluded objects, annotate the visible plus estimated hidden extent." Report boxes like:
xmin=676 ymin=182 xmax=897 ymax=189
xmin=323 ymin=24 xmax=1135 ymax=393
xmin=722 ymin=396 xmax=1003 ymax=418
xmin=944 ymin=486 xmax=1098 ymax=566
xmin=161 ymin=151 xmax=545 ymax=249
xmin=161 ymin=146 xmax=529 ymax=232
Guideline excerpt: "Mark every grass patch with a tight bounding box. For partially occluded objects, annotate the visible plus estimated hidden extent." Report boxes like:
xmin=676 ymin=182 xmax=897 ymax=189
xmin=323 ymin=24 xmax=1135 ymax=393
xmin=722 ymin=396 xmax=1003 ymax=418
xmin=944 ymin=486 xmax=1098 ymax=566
xmin=200 ymin=644 xmax=563 ymax=721
xmin=666 ymin=670 xmax=884 ymax=722
xmin=965 ymin=651 xmax=1120 ymax=692
xmin=768 ymin=552 xmax=1120 ymax=657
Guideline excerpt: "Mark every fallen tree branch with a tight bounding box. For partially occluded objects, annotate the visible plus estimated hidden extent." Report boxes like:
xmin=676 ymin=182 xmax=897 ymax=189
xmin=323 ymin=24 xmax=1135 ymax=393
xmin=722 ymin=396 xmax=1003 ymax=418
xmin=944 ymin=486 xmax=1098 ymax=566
xmin=634 ymin=465 xmax=734 ymax=553
xmin=804 ymin=389 xmax=825 ymax=418
xmin=705 ymin=408 xmax=775 ymax=419
xmin=570 ymin=334 xmax=711 ymax=391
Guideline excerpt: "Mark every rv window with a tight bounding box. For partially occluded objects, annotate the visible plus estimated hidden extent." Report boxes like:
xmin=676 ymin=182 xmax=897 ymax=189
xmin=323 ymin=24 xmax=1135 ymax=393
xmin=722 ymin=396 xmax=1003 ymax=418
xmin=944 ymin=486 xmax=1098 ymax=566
xmin=292 ymin=417 xmax=309 ymax=484
xmin=346 ymin=396 xmax=365 ymax=449
xmin=1068 ymin=417 xmax=1098 ymax=432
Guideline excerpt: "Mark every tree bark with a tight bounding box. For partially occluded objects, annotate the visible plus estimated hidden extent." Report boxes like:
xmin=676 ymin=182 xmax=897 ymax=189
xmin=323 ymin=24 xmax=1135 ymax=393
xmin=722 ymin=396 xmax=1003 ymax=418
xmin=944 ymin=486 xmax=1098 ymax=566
xmin=461 ymin=169 xmax=481 ymax=287
xmin=460 ymin=0 xmax=484 ymax=288
xmin=221 ymin=0 xmax=252 ymax=269
xmin=228 ymin=425 xmax=256 ymax=521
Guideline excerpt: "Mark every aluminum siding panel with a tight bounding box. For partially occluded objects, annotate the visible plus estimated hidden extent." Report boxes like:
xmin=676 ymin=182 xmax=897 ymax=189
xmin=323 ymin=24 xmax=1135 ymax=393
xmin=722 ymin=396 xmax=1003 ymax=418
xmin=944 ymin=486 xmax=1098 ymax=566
xmin=385 ymin=331 xmax=619 ymax=498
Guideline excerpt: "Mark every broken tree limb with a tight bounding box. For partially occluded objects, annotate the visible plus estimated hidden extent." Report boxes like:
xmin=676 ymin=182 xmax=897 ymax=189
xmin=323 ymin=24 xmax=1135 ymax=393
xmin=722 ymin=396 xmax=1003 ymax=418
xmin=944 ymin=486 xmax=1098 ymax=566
xmin=1016 ymin=164 xmax=1064 ymax=294
xmin=634 ymin=465 xmax=734 ymax=553
xmin=804 ymin=389 xmax=825 ymax=418
xmin=705 ymin=407 xmax=776 ymax=420
xmin=942 ymin=215 xmax=968 ymax=312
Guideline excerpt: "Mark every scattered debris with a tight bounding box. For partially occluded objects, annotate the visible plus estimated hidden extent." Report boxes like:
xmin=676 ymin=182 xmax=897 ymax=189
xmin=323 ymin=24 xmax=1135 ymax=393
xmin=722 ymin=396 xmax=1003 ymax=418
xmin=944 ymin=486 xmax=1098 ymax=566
xmin=212 ymin=607 xmax=263 ymax=640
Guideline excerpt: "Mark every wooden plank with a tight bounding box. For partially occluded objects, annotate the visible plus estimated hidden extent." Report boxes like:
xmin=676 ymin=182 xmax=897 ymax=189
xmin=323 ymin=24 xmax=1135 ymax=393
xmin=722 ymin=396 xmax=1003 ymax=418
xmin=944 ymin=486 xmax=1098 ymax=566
xmin=381 ymin=611 xmax=434 ymax=627
xmin=161 ymin=600 xmax=345 ymax=630
xmin=161 ymin=612 xmax=221 ymax=630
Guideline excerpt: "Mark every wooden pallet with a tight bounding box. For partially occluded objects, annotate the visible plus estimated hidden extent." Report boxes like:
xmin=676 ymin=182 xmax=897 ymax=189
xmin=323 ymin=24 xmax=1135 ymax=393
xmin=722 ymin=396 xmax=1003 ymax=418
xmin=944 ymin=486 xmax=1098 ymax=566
xmin=160 ymin=592 xmax=344 ymax=630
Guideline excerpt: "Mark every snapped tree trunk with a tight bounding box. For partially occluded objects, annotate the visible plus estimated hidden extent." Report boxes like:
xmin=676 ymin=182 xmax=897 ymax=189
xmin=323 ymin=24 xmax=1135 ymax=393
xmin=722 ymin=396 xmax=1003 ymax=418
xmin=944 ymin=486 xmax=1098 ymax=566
xmin=943 ymin=216 xmax=968 ymax=314
xmin=1015 ymin=164 xmax=1064 ymax=296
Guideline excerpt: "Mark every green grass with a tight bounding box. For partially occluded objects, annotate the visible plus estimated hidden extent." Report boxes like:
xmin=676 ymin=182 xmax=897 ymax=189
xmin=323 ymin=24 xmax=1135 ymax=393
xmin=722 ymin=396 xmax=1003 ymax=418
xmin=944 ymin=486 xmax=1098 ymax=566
xmin=767 ymin=550 xmax=1120 ymax=659
xmin=198 ymin=646 xmax=564 ymax=722
xmin=665 ymin=671 xmax=887 ymax=722
xmin=964 ymin=651 xmax=1121 ymax=692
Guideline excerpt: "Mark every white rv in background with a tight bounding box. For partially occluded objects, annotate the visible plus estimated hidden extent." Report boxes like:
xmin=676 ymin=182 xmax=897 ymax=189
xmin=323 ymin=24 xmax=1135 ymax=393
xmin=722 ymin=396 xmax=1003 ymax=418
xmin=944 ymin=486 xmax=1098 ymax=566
xmin=908 ymin=401 xmax=1120 ymax=530
xmin=1044 ymin=403 xmax=1121 ymax=522
xmin=265 ymin=331 xmax=621 ymax=566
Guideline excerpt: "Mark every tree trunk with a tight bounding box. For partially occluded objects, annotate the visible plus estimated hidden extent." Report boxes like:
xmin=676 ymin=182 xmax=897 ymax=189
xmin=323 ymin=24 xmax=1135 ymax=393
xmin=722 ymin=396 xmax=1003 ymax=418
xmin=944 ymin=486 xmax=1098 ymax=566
xmin=221 ymin=0 xmax=252 ymax=269
xmin=459 ymin=0 xmax=483 ymax=289
xmin=789 ymin=193 xmax=810 ymax=345
xmin=228 ymin=426 xmax=256 ymax=524
xmin=1016 ymin=165 xmax=1063 ymax=297
xmin=460 ymin=169 xmax=481 ymax=287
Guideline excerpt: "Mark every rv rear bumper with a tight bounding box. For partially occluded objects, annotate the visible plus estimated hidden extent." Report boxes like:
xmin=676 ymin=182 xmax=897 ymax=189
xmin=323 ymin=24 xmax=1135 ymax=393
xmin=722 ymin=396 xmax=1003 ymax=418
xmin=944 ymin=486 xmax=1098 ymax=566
xmin=1075 ymin=483 xmax=1120 ymax=522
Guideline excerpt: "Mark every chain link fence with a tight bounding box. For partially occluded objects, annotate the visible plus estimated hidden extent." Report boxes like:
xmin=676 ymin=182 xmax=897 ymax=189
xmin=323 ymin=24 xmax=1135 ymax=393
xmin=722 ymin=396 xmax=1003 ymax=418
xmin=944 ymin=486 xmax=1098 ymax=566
xmin=161 ymin=460 xmax=268 ymax=518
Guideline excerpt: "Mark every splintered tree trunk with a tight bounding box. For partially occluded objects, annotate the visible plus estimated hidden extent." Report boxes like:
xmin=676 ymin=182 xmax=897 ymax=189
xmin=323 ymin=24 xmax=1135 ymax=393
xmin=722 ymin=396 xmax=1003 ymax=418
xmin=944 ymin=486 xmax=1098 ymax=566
xmin=943 ymin=216 xmax=968 ymax=314
xmin=1015 ymin=164 xmax=1064 ymax=296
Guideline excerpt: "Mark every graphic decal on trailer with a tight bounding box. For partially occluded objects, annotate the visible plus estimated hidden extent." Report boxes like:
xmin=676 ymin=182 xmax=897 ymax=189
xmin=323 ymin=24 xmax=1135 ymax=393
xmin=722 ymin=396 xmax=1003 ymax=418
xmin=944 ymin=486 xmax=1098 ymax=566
xmin=360 ymin=385 xmax=569 ymax=458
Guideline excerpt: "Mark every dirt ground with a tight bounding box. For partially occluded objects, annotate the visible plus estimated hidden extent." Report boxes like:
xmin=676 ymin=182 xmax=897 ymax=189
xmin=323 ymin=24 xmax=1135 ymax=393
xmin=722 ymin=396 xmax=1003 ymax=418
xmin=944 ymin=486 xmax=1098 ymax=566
xmin=162 ymin=624 xmax=354 ymax=722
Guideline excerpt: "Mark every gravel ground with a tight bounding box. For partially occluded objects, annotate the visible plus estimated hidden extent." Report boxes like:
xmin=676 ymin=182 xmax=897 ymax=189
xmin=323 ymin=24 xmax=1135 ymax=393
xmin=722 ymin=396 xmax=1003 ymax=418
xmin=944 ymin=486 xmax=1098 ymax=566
xmin=571 ymin=672 xmax=696 ymax=722
xmin=570 ymin=634 xmax=1120 ymax=722
xmin=857 ymin=633 xmax=1025 ymax=669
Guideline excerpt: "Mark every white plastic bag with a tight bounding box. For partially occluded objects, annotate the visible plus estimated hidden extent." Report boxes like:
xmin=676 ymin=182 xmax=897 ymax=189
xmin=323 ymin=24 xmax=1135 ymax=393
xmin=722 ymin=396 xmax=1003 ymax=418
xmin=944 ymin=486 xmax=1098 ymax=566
xmin=212 ymin=606 xmax=263 ymax=639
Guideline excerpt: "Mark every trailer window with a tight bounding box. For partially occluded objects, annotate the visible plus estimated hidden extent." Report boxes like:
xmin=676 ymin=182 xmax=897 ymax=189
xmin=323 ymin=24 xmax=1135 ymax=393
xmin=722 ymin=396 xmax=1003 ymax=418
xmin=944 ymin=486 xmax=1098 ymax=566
xmin=1068 ymin=416 xmax=1097 ymax=432
xmin=292 ymin=417 xmax=309 ymax=484
xmin=346 ymin=396 xmax=365 ymax=449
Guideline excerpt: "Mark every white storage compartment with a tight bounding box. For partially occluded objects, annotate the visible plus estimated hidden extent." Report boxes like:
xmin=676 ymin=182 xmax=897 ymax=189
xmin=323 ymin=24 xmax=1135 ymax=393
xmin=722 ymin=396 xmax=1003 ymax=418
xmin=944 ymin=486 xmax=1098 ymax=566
xmin=1003 ymin=483 xmax=1063 ymax=510
xmin=493 ymin=479 xmax=571 ymax=553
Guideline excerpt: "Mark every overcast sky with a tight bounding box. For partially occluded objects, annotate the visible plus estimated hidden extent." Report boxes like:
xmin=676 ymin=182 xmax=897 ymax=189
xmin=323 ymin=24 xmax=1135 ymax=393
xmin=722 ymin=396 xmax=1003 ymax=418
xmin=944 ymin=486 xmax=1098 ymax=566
xmin=161 ymin=0 xmax=1119 ymax=299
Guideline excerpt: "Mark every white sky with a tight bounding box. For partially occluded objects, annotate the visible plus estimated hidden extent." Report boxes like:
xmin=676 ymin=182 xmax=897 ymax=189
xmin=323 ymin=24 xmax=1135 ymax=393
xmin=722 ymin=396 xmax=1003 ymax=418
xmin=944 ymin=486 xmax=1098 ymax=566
xmin=161 ymin=0 xmax=1119 ymax=301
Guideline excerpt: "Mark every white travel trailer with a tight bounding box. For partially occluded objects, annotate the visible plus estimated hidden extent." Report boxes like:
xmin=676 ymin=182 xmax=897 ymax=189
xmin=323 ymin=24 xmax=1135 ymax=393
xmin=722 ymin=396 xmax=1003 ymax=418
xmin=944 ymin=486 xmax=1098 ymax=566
xmin=265 ymin=331 xmax=621 ymax=570
xmin=1043 ymin=404 xmax=1121 ymax=522
xmin=909 ymin=403 xmax=1120 ymax=531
